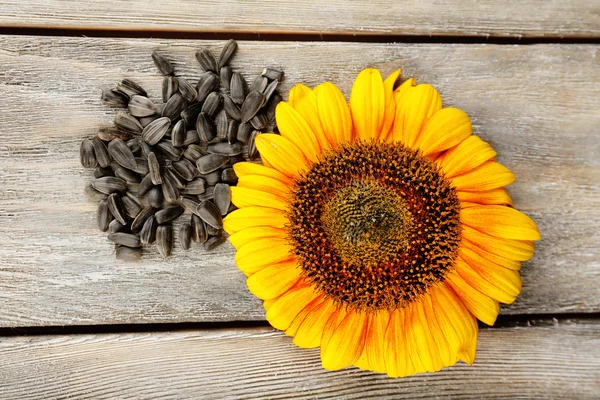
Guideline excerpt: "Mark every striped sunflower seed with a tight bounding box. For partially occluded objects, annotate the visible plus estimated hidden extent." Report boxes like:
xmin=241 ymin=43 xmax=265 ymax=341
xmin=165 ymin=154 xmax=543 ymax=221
xmin=207 ymin=142 xmax=243 ymax=156
xmin=117 ymin=79 xmax=148 ymax=98
xmin=142 ymin=116 xmax=171 ymax=145
xmin=216 ymin=110 xmax=229 ymax=140
xmin=183 ymin=130 xmax=200 ymax=146
xmin=203 ymin=235 xmax=226 ymax=251
xmin=147 ymin=152 xmax=162 ymax=185
xmin=133 ymin=157 xmax=149 ymax=175
xmin=196 ymin=112 xmax=216 ymax=142
xmin=108 ymin=138 xmax=137 ymax=170
xmin=263 ymin=79 xmax=279 ymax=103
xmin=265 ymin=91 xmax=282 ymax=122
xmin=162 ymin=93 xmax=188 ymax=120
xmin=262 ymin=67 xmax=284 ymax=81
xmin=220 ymin=66 xmax=232 ymax=92
xmin=101 ymin=89 xmax=128 ymax=108
xmin=214 ymin=183 xmax=231 ymax=216
xmin=221 ymin=168 xmax=238 ymax=185
xmin=92 ymin=137 xmax=112 ymax=168
xmin=196 ymin=154 xmax=229 ymax=174
xmin=97 ymin=200 xmax=112 ymax=232
xmin=199 ymin=170 xmax=221 ymax=186
xmin=152 ymin=51 xmax=175 ymax=76
xmin=131 ymin=206 xmax=156 ymax=232
xmin=196 ymin=200 xmax=223 ymax=229
xmin=250 ymin=113 xmax=268 ymax=130
xmin=227 ymin=120 xmax=239 ymax=144
xmin=236 ymin=122 xmax=253 ymax=144
xmin=114 ymin=166 xmax=140 ymax=184
xmin=205 ymin=223 xmax=222 ymax=237
xmin=251 ymin=76 xmax=268 ymax=93
xmin=191 ymin=214 xmax=208 ymax=243
xmin=202 ymin=92 xmax=223 ymax=117
xmin=80 ymin=139 xmax=97 ymax=168
xmin=181 ymin=103 xmax=203 ymax=127
xmin=198 ymin=185 xmax=215 ymax=201
xmin=173 ymin=158 xmax=197 ymax=181
xmin=156 ymin=140 xmax=182 ymax=161
xmin=172 ymin=120 xmax=186 ymax=147
xmin=230 ymin=72 xmax=247 ymax=105
xmin=195 ymin=48 xmax=218 ymax=72
xmin=164 ymin=167 xmax=186 ymax=189
xmin=137 ymin=174 xmax=154 ymax=197
xmin=228 ymin=154 xmax=245 ymax=165
xmin=93 ymin=176 xmax=127 ymax=195
xmin=107 ymin=193 xmax=127 ymax=225
xmin=241 ymin=90 xmax=266 ymax=123
xmin=128 ymin=95 xmax=156 ymax=117
xmin=108 ymin=219 xmax=127 ymax=233
xmin=181 ymin=196 xmax=200 ymax=212
xmin=97 ymin=127 xmax=133 ymax=142
xmin=218 ymin=39 xmax=238 ymax=69
xmin=161 ymin=173 xmax=180 ymax=202
xmin=122 ymin=194 xmax=143 ymax=219
xmin=93 ymin=166 xmax=113 ymax=179
xmin=162 ymin=76 xmax=179 ymax=103
xmin=222 ymin=95 xmax=241 ymax=122
xmin=156 ymin=225 xmax=173 ymax=258
xmin=127 ymin=139 xmax=141 ymax=155
xmin=178 ymin=77 xmax=198 ymax=102
xmin=182 ymin=178 xmax=206 ymax=195
xmin=84 ymin=183 xmax=107 ymax=201
xmin=114 ymin=111 xmax=143 ymax=134
xmin=179 ymin=224 xmax=193 ymax=250
xmin=148 ymin=186 xmax=164 ymax=208
xmin=155 ymin=205 xmax=184 ymax=225
xmin=248 ymin=131 xmax=261 ymax=160
xmin=108 ymin=232 xmax=141 ymax=248
xmin=115 ymin=245 xmax=142 ymax=261
xmin=139 ymin=114 xmax=159 ymax=128
xmin=140 ymin=216 xmax=157 ymax=245
xmin=183 ymin=144 xmax=207 ymax=162
xmin=196 ymin=72 xmax=219 ymax=103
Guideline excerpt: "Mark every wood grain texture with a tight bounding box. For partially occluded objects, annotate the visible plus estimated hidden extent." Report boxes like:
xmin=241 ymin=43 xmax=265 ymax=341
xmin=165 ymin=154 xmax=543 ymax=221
xmin=0 ymin=37 xmax=598 ymax=327
xmin=0 ymin=0 xmax=599 ymax=38
xmin=0 ymin=320 xmax=598 ymax=399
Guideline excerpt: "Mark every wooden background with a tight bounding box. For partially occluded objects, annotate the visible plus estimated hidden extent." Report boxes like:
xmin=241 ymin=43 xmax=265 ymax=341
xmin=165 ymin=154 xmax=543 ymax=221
xmin=0 ymin=1 xmax=599 ymax=398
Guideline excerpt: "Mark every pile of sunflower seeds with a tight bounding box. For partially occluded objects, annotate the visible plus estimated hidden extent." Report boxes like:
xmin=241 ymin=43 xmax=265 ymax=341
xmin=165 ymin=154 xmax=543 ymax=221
xmin=80 ymin=40 xmax=283 ymax=260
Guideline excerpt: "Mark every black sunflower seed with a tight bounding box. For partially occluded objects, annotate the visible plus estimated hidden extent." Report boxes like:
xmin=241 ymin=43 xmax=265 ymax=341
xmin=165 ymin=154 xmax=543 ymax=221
xmin=152 ymin=51 xmax=175 ymax=76
xmin=156 ymin=225 xmax=173 ymax=258
xmin=198 ymin=186 xmax=215 ymax=201
xmin=172 ymin=158 xmax=197 ymax=181
xmin=196 ymin=112 xmax=216 ymax=142
xmin=202 ymin=92 xmax=223 ymax=118
xmin=220 ymin=66 xmax=233 ymax=91
xmin=93 ymin=176 xmax=127 ymax=195
xmin=147 ymin=186 xmax=164 ymax=208
xmin=196 ymin=200 xmax=223 ymax=229
xmin=205 ymin=223 xmax=222 ymax=237
xmin=196 ymin=72 xmax=219 ymax=103
xmin=161 ymin=173 xmax=180 ymax=203
xmin=262 ymin=67 xmax=284 ymax=81
xmin=155 ymin=205 xmax=184 ymax=225
xmin=107 ymin=193 xmax=127 ymax=225
xmin=183 ymin=130 xmax=200 ymax=146
xmin=162 ymin=93 xmax=188 ymax=120
xmin=222 ymin=94 xmax=241 ymax=122
xmin=180 ymin=224 xmax=192 ymax=250
xmin=128 ymin=95 xmax=156 ymax=117
xmin=178 ymin=77 xmax=198 ymax=102
xmin=131 ymin=206 xmax=156 ymax=232
xmin=196 ymin=154 xmax=229 ymax=174
xmin=199 ymin=170 xmax=221 ymax=186
xmin=108 ymin=219 xmax=127 ymax=234
xmin=214 ymin=183 xmax=231 ymax=216
xmin=92 ymin=137 xmax=112 ymax=168
xmin=133 ymin=157 xmax=149 ymax=175
xmin=263 ymin=79 xmax=279 ymax=103
xmin=195 ymin=48 xmax=218 ymax=72
xmin=127 ymin=139 xmax=141 ymax=155
xmin=172 ymin=120 xmax=186 ymax=147
xmin=80 ymin=139 xmax=97 ymax=168
xmin=236 ymin=122 xmax=253 ymax=144
xmin=114 ymin=111 xmax=143 ymax=134
xmin=164 ymin=167 xmax=186 ymax=189
xmin=142 ymin=117 xmax=171 ymax=145
xmin=114 ymin=166 xmax=140 ymax=184
xmin=121 ymin=194 xmax=143 ymax=219
xmin=250 ymin=113 xmax=268 ymax=130
xmin=182 ymin=178 xmax=206 ymax=195
xmin=227 ymin=120 xmax=239 ymax=144
xmin=207 ymin=141 xmax=243 ymax=156
xmin=215 ymin=110 xmax=229 ymax=140
xmin=183 ymin=143 xmax=208 ymax=162
xmin=139 ymin=114 xmax=159 ymax=128
xmin=140 ymin=216 xmax=157 ymax=245
xmin=218 ymin=39 xmax=238 ymax=68
xmin=251 ymin=76 xmax=268 ymax=93
xmin=203 ymin=235 xmax=226 ymax=251
xmin=181 ymin=103 xmax=203 ymax=128
xmin=147 ymin=152 xmax=162 ymax=185
xmin=97 ymin=200 xmax=112 ymax=232
xmin=115 ymin=245 xmax=142 ymax=262
xmin=117 ymin=79 xmax=148 ymax=98
xmin=101 ymin=89 xmax=129 ymax=108
xmin=191 ymin=214 xmax=208 ymax=243
xmin=230 ymin=72 xmax=247 ymax=105
xmin=93 ymin=166 xmax=113 ymax=179
xmin=97 ymin=127 xmax=133 ymax=142
xmin=221 ymin=168 xmax=238 ymax=185
xmin=156 ymin=140 xmax=182 ymax=161
xmin=181 ymin=196 xmax=201 ymax=214
xmin=108 ymin=232 xmax=141 ymax=248
xmin=108 ymin=138 xmax=137 ymax=170
xmin=162 ymin=76 xmax=179 ymax=103
xmin=248 ymin=131 xmax=261 ymax=160
xmin=241 ymin=90 xmax=266 ymax=123
xmin=137 ymin=175 xmax=154 ymax=197
xmin=265 ymin=91 xmax=282 ymax=122
xmin=84 ymin=183 xmax=107 ymax=201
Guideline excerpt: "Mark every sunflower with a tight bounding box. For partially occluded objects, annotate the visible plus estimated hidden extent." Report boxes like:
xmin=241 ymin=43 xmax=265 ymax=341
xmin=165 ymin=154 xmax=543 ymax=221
xmin=223 ymin=68 xmax=540 ymax=377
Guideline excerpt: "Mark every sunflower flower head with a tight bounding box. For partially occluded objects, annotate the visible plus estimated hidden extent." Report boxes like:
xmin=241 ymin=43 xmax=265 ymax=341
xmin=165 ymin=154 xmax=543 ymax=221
xmin=224 ymin=68 xmax=541 ymax=377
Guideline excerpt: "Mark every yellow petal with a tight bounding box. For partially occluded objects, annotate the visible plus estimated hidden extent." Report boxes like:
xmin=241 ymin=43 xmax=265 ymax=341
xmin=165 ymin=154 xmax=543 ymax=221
xmin=232 ymin=162 xmax=292 ymax=185
xmin=451 ymin=161 xmax=515 ymax=192
xmin=405 ymin=300 xmax=444 ymax=373
xmin=276 ymin=101 xmax=322 ymax=163
xmin=439 ymin=135 xmax=497 ymax=178
xmin=462 ymin=225 xmax=535 ymax=261
xmin=446 ymin=272 xmax=500 ymax=326
xmin=266 ymin=284 xmax=321 ymax=331
xmin=230 ymin=186 xmax=289 ymax=211
xmin=350 ymin=68 xmax=385 ymax=141
xmin=255 ymin=134 xmax=309 ymax=178
xmin=392 ymin=77 xmax=416 ymax=104
xmin=455 ymin=255 xmax=518 ymax=304
xmin=288 ymin=83 xmax=331 ymax=152
xmin=237 ymin=175 xmax=290 ymax=199
xmin=315 ymin=82 xmax=353 ymax=145
xmin=461 ymin=238 xmax=521 ymax=271
xmin=420 ymin=292 xmax=456 ymax=366
xmin=235 ymin=237 xmax=293 ymax=275
xmin=359 ymin=311 xmax=391 ymax=373
xmin=223 ymin=206 xmax=288 ymax=234
xmin=461 ymin=205 xmax=541 ymax=241
xmin=392 ymin=84 xmax=442 ymax=147
xmin=457 ymin=326 xmax=478 ymax=366
xmin=292 ymin=298 xmax=337 ymax=348
xmin=384 ymin=309 xmax=415 ymax=378
xmin=416 ymin=108 xmax=472 ymax=156
xmin=321 ymin=310 xmax=368 ymax=370
xmin=246 ymin=259 xmax=303 ymax=300
xmin=228 ymin=226 xmax=288 ymax=250
xmin=457 ymin=188 xmax=513 ymax=207
xmin=285 ymin=294 xmax=323 ymax=338
xmin=379 ymin=69 xmax=402 ymax=141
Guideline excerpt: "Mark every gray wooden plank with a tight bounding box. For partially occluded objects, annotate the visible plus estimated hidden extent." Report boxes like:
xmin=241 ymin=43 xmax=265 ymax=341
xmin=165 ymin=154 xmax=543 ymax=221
xmin=0 ymin=1 xmax=599 ymax=38
xmin=0 ymin=320 xmax=598 ymax=399
xmin=0 ymin=37 xmax=598 ymax=327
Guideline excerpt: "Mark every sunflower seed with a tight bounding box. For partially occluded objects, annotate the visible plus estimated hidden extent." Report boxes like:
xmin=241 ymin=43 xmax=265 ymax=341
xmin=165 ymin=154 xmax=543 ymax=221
xmin=155 ymin=205 xmax=184 ymax=225
xmin=228 ymin=154 xmax=245 ymax=165
xmin=117 ymin=79 xmax=148 ymax=98
xmin=228 ymin=203 xmax=238 ymax=213
xmin=156 ymin=140 xmax=182 ymax=161
xmin=216 ymin=110 xmax=229 ymax=140
xmin=241 ymin=90 xmax=266 ymax=123
xmin=139 ymin=114 xmax=159 ymax=128
xmin=236 ymin=122 xmax=253 ymax=144
xmin=93 ymin=176 xmax=127 ymax=194
xmin=157 ymin=225 xmax=173 ymax=257
xmin=93 ymin=166 xmax=113 ymax=179
xmin=196 ymin=72 xmax=219 ymax=102
xmin=196 ymin=112 xmax=216 ymax=142
xmin=148 ymin=186 xmax=164 ymax=208
xmin=161 ymin=173 xmax=180 ymax=202
xmin=196 ymin=200 xmax=223 ymax=229
xmin=162 ymin=93 xmax=188 ymax=120
xmin=133 ymin=157 xmax=149 ymax=175
xmin=191 ymin=214 xmax=207 ymax=243
xmin=220 ymin=66 xmax=232 ymax=91
xmin=114 ymin=111 xmax=143 ymax=134
xmin=230 ymin=72 xmax=247 ymax=105
xmin=251 ymin=76 xmax=268 ymax=93
xmin=226 ymin=120 xmax=239 ymax=145
xmin=84 ymin=183 xmax=107 ymax=201
xmin=127 ymin=95 xmax=156 ymax=118
xmin=127 ymin=139 xmax=141 ymax=155
xmin=178 ymin=77 xmax=198 ymax=102
xmin=196 ymin=48 xmax=218 ymax=72
xmin=265 ymin=91 xmax=282 ymax=122
xmin=222 ymin=95 xmax=241 ymax=122
xmin=198 ymin=186 xmax=215 ymax=201
xmin=204 ymin=234 xmax=226 ymax=251
xmin=248 ymin=131 xmax=261 ymax=160
xmin=221 ymin=168 xmax=238 ymax=185
xmin=109 ymin=219 xmax=127 ymax=233
xmin=97 ymin=127 xmax=133 ymax=142
xmin=115 ymin=245 xmax=142 ymax=261
xmin=135 ymin=176 xmax=152 ymax=198
xmin=199 ymin=170 xmax=221 ymax=186
xmin=263 ymin=79 xmax=279 ymax=103
xmin=122 ymin=194 xmax=143 ymax=219
xmin=205 ymin=223 xmax=222 ymax=237
xmin=97 ymin=200 xmax=112 ymax=231
xmin=152 ymin=51 xmax=175 ymax=76
xmin=262 ymin=67 xmax=284 ymax=81
xmin=214 ymin=183 xmax=231 ymax=216
xmin=146 ymin=152 xmax=162 ymax=185
xmin=183 ymin=144 xmax=207 ymax=162
xmin=167 ymin=167 xmax=187 ymax=189
xmin=114 ymin=166 xmax=140 ymax=184
xmin=218 ymin=39 xmax=238 ymax=68
xmin=108 ymin=232 xmax=141 ymax=248
xmin=182 ymin=178 xmax=206 ymax=195
xmin=92 ymin=137 xmax=111 ymax=168
xmin=179 ymin=224 xmax=192 ymax=250
xmin=181 ymin=103 xmax=203 ymax=127
xmin=80 ymin=139 xmax=97 ymax=168
xmin=142 ymin=117 xmax=171 ymax=145
xmin=131 ymin=206 xmax=156 ymax=232
xmin=172 ymin=120 xmax=186 ymax=147
xmin=173 ymin=158 xmax=197 ymax=181
xmin=101 ymin=89 xmax=129 ymax=108
xmin=108 ymin=138 xmax=137 ymax=170
xmin=207 ymin=141 xmax=243 ymax=156
xmin=140 ymin=216 xmax=157 ymax=245
xmin=107 ymin=193 xmax=127 ymax=225
xmin=250 ymin=113 xmax=268 ymax=130
xmin=162 ymin=76 xmax=179 ymax=103
xmin=196 ymin=154 xmax=229 ymax=174
xmin=202 ymin=92 xmax=223 ymax=117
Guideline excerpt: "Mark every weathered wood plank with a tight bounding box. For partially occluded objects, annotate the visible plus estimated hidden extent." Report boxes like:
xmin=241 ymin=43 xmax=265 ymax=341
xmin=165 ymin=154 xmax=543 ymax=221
xmin=0 ymin=37 xmax=598 ymax=327
xmin=0 ymin=0 xmax=599 ymax=38
xmin=0 ymin=320 xmax=598 ymax=399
